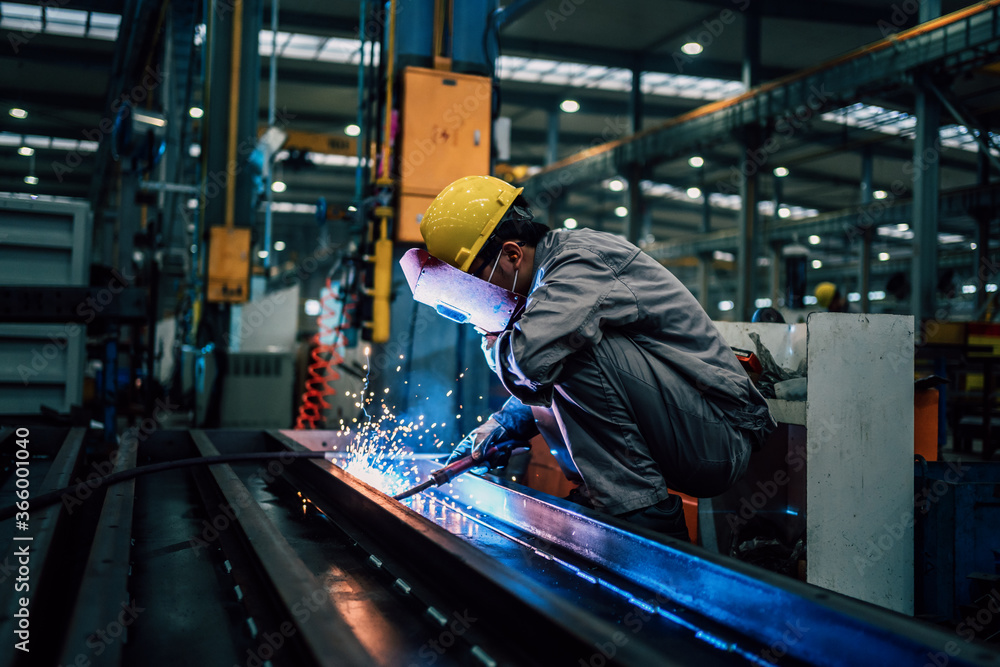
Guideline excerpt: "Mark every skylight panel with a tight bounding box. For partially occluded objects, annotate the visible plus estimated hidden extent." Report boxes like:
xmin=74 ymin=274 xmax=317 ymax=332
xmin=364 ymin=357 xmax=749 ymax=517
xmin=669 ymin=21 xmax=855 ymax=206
xmin=45 ymin=7 xmax=87 ymax=37
xmin=50 ymin=138 xmax=78 ymax=151
xmin=0 ymin=2 xmax=41 ymax=31
xmin=282 ymin=32 xmax=324 ymax=58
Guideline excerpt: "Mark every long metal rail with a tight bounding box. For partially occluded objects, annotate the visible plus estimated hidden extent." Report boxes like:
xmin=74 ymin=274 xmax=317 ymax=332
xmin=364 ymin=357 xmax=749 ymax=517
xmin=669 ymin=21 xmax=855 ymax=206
xmin=1 ymin=427 xmax=998 ymax=666
xmin=522 ymin=1 xmax=1000 ymax=201
xmin=643 ymin=184 xmax=1000 ymax=261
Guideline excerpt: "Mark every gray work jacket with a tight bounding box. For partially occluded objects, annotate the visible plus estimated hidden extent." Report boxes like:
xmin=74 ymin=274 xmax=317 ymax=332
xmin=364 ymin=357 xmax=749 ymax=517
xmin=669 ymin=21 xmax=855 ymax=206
xmin=490 ymin=228 xmax=775 ymax=444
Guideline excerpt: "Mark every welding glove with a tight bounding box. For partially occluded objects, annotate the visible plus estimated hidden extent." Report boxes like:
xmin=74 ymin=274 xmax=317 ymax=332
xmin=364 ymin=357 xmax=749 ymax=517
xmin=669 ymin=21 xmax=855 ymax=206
xmin=445 ymin=417 xmax=512 ymax=470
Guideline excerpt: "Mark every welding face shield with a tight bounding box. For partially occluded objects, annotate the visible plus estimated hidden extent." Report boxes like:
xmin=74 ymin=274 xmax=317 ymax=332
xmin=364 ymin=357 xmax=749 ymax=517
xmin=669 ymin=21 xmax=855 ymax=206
xmin=399 ymin=248 xmax=526 ymax=334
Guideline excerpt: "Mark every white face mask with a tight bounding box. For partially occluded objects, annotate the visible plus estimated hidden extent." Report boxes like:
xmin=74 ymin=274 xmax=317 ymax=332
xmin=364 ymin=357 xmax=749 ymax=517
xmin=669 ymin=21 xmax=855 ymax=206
xmin=486 ymin=251 xmax=518 ymax=293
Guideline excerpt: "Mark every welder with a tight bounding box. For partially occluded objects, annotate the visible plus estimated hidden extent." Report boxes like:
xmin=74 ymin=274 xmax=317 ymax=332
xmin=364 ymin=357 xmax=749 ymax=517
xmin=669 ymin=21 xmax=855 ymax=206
xmin=420 ymin=175 xmax=775 ymax=541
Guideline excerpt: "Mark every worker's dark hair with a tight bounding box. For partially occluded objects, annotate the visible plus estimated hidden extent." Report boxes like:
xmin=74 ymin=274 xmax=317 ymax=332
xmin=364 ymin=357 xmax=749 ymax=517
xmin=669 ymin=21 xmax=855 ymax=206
xmin=475 ymin=195 xmax=549 ymax=267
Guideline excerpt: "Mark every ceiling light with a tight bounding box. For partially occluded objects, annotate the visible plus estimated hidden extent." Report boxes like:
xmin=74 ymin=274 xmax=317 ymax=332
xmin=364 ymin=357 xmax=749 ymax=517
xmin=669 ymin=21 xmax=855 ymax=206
xmin=614 ymin=206 xmax=628 ymax=218
xmin=717 ymin=300 xmax=734 ymax=311
xmin=274 ymin=241 xmax=286 ymax=251
xmin=686 ymin=187 xmax=702 ymax=199
xmin=23 ymin=175 xmax=38 ymax=185
xmin=345 ymin=124 xmax=361 ymax=137
xmin=873 ymin=190 xmax=888 ymax=199
xmin=778 ymin=207 xmax=791 ymax=218
xmin=9 ymin=108 xmax=27 ymax=119
xmin=688 ymin=156 xmax=704 ymax=168
xmin=681 ymin=42 xmax=703 ymax=55
xmin=773 ymin=167 xmax=789 ymax=178
xmin=189 ymin=144 xmax=201 ymax=157
xmin=304 ymin=299 xmax=322 ymax=316
xmin=187 ymin=198 xmax=198 ymax=209
xmin=271 ymin=180 xmax=287 ymax=193
xmin=896 ymin=223 xmax=909 ymax=232
xmin=258 ymin=250 xmax=269 ymax=259
xmin=563 ymin=218 xmax=578 ymax=229
xmin=18 ymin=146 xmax=33 ymax=156
xmin=134 ymin=112 xmax=166 ymax=127
xmin=878 ymin=252 xmax=890 ymax=261
xmin=971 ymin=242 xmax=978 ymax=250
xmin=608 ymin=179 xmax=625 ymax=192
xmin=808 ymin=235 xmax=820 ymax=245
xmin=348 ymin=205 xmax=357 ymax=212
xmin=559 ymin=99 xmax=580 ymax=113
xmin=189 ymin=107 xmax=204 ymax=119
xmin=811 ymin=259 xmax=822 ymax=269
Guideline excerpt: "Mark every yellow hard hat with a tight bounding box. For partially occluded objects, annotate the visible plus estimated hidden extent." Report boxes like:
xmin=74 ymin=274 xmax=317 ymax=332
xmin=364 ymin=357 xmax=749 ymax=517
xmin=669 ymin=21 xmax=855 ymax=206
xmin=815 ymin=282 xmax=837 ymax=308
xmin=420 ymin=175 xmax=524 ymax=272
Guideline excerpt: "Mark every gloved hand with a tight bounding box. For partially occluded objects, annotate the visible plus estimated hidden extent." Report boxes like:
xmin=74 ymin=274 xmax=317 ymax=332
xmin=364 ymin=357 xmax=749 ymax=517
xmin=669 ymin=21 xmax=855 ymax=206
xmin=445 ymin=417 xmax=517 ymax=470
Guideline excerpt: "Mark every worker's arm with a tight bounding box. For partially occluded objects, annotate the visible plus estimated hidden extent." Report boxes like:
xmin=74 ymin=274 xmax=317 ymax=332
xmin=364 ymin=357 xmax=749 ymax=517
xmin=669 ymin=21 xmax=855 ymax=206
xmin=446 ymin=397 xmax=538 ymax=466
xmin=491 ymin=246 xmax=639 ymax=405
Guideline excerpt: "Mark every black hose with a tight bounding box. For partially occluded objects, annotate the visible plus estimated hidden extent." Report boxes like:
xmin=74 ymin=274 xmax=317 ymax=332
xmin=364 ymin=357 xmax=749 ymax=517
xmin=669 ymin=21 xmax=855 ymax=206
xmin=0 ymin=450 xmax=335 ymax=522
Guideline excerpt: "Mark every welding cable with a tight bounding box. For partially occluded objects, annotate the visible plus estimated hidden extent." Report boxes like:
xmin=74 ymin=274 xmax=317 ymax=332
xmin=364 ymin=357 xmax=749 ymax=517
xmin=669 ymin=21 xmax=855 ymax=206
xmin=0 ymin=450 xmax=334 ymax=522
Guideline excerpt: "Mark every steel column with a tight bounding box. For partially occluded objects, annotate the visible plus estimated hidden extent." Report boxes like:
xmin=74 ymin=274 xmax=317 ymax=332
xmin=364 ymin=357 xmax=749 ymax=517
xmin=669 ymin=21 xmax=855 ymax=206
xmin=742 ymin=5 xmax=761 ymax=90
xmin=911 ymin=83 xmax=941 ymax=334
xmin=630 ymin=65 xmax=643 ymax=135
xmin=264 ymin=0 xmax=279 ymax=270
xmin=625 ymin=65 xmax=645 ymax=245
xmin=736 ymin=7 xmax=762 ymax=321
xmin=737 ymin=126 xmax=761 ymax=321
xmin=859 ymin=147 xmax=874 ymax=313
xmin=545 ymin=110 xmax=559 ymax=166
xmin=697 ymin=252 xmax=711 ymax=309
xmin=627 ymin=164 xmax=644 ymax=245
xmin=975 ymin=148 xmax=992 ymax=309
xmin=205 ymin=0 xmax=262 ymax=230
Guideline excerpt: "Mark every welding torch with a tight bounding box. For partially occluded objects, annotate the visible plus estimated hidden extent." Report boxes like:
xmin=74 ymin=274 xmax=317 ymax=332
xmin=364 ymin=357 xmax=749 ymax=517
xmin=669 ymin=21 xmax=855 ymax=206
xmin=392 ymin=443 xmax=529 ymax=501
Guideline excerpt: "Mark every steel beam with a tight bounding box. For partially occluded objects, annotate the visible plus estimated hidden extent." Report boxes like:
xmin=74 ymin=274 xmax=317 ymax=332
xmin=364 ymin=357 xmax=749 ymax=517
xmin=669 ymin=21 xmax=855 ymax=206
xmin=643 ymin=184 xmax=1000 ymax=261
xmin=268 ymin=432 xmax=677 ymax=666
xmin=522 ymin=2 xmax=1000 ymax=203
xmin=189 ymin=431 xmax=374 ymax=666
xmin=59 ymin=431 xmax=137 ymax=665
xmin=500 ymin=37 xmax=792 ymax=82
xmin=401 ymin=455 xmax=992 ymax=667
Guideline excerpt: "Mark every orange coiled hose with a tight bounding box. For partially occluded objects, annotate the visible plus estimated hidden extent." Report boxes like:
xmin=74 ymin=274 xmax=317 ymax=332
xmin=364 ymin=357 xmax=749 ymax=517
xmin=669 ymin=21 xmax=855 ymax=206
xmin=295 ymin=279 xmax=350 ymax=429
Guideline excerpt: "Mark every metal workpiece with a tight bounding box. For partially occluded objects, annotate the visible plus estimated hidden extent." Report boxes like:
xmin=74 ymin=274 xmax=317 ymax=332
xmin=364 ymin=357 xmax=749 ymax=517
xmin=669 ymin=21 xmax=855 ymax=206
xmin=272 ymin=430 xmax=999 ymax=667
xmin=188 ymin=430 xmax=374 ymax=666
xmin=2 ymin=427 xmax=998 ymax=667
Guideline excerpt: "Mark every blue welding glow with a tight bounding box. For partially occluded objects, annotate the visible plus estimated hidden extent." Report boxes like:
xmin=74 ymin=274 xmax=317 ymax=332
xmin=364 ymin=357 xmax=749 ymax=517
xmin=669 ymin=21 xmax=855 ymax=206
xmin=786 ymin=507 xmax=799 ymax=516
xmin=656 ymin=606 xmax=700 ymax=633
xmin=630 ymin=597 xmax=655 ymax=614
xmin=597 ymin=578 xmax=632 ymax=599
xmin=576 ymin=570 xmax=598 ymax=584
xmin=695 ymin=630 xmax=733 ymax=652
